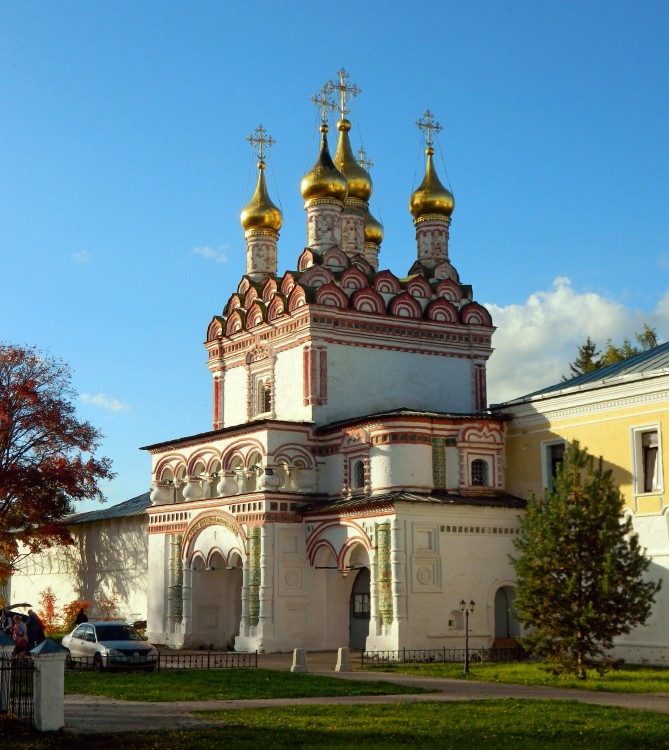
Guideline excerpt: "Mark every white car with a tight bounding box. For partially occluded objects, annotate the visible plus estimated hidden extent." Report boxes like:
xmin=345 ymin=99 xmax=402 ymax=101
xmin=62 ymin=621 xmax=158 ymax=672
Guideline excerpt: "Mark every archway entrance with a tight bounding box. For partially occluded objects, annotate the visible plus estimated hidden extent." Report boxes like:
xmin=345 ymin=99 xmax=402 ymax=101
xmin=349 ymin=567 xmax=371 ymax=650
xmin=494 ymin=585 xmax=521 ymax=640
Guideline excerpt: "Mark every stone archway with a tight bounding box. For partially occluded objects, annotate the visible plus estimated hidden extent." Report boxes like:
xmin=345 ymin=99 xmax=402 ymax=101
xmin=349 ymin=567 xmax=371 ymax=650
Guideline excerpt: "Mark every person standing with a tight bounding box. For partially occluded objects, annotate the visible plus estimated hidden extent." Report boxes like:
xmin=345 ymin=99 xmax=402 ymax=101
xmin=12 ymin=615 xmax=28 ymax=656
xmin=26 ymin=610 xmax=45 ymax=648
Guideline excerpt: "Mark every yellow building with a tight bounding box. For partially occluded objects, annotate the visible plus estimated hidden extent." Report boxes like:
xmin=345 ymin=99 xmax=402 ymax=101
xmin=494 ymin=343 xmax=669 ymax=665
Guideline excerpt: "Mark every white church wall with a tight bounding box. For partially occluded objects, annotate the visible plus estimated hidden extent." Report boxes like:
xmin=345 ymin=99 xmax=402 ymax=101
xmin=313 ymin=344 xmax=474 ymax=425
xmin=222 ymin=366 xmax=248 ymax=426
xmin=370 ymin=442 xmax=432 ymax=493
xmin=394 ymin=505 xmax=521 ymax=651
xmin=10 ymin=516 xmax=148 ymax=626
xmin=274 ymin=346 xmax=310 ymax=422
xmin=318 ymin=452 xmax=345 ymax=497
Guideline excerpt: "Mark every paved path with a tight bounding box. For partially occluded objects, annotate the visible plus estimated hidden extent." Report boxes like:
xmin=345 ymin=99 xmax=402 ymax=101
xmin=64 ymin=651 xmax=669 ymax=734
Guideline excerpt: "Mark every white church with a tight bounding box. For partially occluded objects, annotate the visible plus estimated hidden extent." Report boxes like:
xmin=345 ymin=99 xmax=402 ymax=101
xmin=139 ymin=72 xmax=525 ymax=653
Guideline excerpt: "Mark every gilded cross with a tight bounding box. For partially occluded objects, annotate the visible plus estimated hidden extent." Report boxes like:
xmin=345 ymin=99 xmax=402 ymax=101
xmin=246 ymin=124 xmax=276 ymax=162
xmin=311 ymin=84 xmax=336 ymax=125
xmin=357 ymin=147 xmax=373 ymax=171
xmin=329 ymin=67 xmax=361 ymax=118
xmin=416 ymin=109 xmax=443 ymax=148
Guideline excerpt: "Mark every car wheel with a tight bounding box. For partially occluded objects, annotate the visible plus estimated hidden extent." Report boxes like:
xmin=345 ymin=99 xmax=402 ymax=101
xmin=93 ymin=653 xmax=105 ymax=673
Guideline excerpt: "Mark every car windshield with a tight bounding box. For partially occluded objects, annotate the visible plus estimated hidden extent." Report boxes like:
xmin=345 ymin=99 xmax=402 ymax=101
xmin=95 ymin=625 xmax=143 ymax=642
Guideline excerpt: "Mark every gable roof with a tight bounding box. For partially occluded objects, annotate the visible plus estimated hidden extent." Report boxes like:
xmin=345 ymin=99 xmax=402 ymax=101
xmin=493 ymin=341 xmax=669 ymax=407
xmin=66 ymin=492 xmax=151 ymax=525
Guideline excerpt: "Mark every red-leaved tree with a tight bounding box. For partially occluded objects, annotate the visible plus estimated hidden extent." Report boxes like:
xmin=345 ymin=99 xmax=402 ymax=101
xmin=0 ymin=343 xmax=114 ymax=581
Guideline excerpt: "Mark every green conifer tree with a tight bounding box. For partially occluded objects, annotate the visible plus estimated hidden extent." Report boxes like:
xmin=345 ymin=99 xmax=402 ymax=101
xmin=511 ymin=441 xmax=661 ymax=678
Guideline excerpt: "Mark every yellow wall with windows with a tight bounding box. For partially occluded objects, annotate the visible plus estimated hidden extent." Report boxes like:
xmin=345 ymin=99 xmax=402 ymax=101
xmin=504 ymin=394 xmax=669 ymax=514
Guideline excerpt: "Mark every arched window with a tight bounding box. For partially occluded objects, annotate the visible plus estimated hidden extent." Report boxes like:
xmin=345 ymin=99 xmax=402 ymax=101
xmin=353 ymin=460 xmax=365 ymax=490
xmin=257 ymin=379 xmax=272 ymax=415
xmin=471 ymin=459 xmax=489 ymax=487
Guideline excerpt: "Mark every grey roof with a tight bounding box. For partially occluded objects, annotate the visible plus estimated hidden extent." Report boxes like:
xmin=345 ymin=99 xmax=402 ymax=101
xmin=303 ymin=489 xmax=526 ymax=515
xmin=66 ymin=492 xmax=151 ymax=525
xmin=31 ymin=638 xmax=69 ymax=655
xmin=494 ymin=341 xmax=669 ymax=407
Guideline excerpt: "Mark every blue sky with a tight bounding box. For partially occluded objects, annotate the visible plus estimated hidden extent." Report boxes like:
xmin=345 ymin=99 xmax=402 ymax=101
xmin=2 ymin=1 xmax=668 ymax=510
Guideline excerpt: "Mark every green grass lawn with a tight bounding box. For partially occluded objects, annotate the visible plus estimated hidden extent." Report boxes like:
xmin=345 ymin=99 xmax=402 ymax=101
xmin=63 ymin=667 xmax=430 ymax=701
xmin=6 ymin=700 xmax=669 ymax=749
xmin=363 ymin=661 xmax=669 ymax=693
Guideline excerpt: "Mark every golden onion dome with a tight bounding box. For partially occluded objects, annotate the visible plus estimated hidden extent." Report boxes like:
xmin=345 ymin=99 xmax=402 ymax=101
xmin=409 ymin=147 xmax=454 ymax=220
xmin=300 ymin=124 xmax=348 ymax=203
xmin=240 ymin=161 xmax=283 ymax=233
xmin=334 ymin=119 xmax=372 ymax=202
xmin=363 ymin=208 xmax=383 ymax=245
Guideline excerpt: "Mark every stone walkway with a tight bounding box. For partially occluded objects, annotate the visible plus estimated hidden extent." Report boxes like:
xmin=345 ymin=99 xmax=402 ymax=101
xmin=63 ymin=651 xmax=669 ymax=734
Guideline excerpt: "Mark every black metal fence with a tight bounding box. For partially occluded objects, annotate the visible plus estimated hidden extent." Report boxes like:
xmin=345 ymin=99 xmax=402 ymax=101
xmin=361 ymin=646 xmax=526 ymax=666
xmin=65 ymin=650 xmax=258 ymax=672
xmin=0 ymin=656 xmax=35 ymax=728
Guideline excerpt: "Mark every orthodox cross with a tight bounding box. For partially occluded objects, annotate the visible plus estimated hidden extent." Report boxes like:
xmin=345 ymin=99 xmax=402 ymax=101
xmin=416 ymin=109 xmax=443 ymax=148
xmin=311 ymin=84 xmax=336 ymax=125
xmin=357 ymin=147 xmax=373 ymax=171
xmin=246 ymin=124 xmax=276 ymax=162
xmin=329 ymin=67 xmax=361 ymax=118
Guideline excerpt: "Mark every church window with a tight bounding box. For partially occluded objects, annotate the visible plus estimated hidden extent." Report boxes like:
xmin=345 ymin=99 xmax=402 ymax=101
xmin=471 ymin=459 xmax=489 ymax=486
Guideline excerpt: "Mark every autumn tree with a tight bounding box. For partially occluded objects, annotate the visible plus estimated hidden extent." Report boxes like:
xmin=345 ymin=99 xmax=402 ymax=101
xmin=511 ymin=441 xmax=661 ymax=678
xmin=0 ymin=343 xmax=114 ymax=581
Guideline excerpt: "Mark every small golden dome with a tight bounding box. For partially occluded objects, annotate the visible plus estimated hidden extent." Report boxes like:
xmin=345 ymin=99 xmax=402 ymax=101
xmin=334 ymin=119 xmax=372 ymax=202
xmin=409 ymin=147 xmax=454 ymax=220
xmin=300 ymin=124 xmax=348 ymax=202
xmin=364 ymin=208 xmax=383 ymax=245
xmin=240 ymin=161 xmax=283 ymax=233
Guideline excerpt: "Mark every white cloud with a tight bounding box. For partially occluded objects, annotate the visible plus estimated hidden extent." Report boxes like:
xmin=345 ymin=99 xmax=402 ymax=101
xmin=72 ymin=251 xmax=92 ymax=263
xmin=192 ymin=245 xmax=229 ymax=264
xmin=485 ymin=277 xmax=660 ymax=405
xmin=81 ymin=393 xmax=132 ymax=413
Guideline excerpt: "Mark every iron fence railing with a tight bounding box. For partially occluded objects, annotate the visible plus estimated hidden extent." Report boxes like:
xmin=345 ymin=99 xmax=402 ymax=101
xmin=361 ymin=646 xmax=526 ymax=666
xmin=65 ymin=650 xmax=258 ymax=672
xmin=0 ymin=655 xmax=35 ymax=727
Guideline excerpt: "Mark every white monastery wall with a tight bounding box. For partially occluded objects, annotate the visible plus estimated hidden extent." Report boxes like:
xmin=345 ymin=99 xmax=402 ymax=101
xmin=146 ymin=534 xmax=170 ymax=641
xmin=10 ymin=516 xmax=148 ymax=625
xmin=612 ymin=513 xmax=669 ymax=665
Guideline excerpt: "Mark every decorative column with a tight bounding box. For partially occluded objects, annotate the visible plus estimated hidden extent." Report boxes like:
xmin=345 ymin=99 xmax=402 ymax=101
xmin=369 ymin=554 xmax=380 ymax=636
xmin=182 ymin=476 xmax=204 ymax=503
xmin=391 ymin=518 xmax=407 ymax=627
xmin=181 ymin=563 xmax=193 ymax=639
xmin=259 ymin=524 xmax=274 ymax=639
xmin=240 ymin=556 xmax=251 ymax=637
xmin=247 ymin=527 xmax=261 ymax=629
xmin=376 ymin=521 xmax=393 ymax=629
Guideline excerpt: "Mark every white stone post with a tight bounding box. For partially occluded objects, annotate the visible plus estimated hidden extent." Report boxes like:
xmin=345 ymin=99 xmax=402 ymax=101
xmin=33 ymin=651 xmax=67 ymax=732
xmin=291 ymin=648 xmax=308 ymax=673
xmin=335 ymin=647 xmax=351 ymax=672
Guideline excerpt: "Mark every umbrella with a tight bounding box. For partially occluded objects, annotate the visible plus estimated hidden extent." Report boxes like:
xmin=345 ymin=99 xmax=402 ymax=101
xmin=8 ymin=602 xmax=32 ymax=609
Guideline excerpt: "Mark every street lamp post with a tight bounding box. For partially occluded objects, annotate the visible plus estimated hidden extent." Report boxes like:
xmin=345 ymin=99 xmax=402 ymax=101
xmin=460 ymin=599 xmax=475 ymax=674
